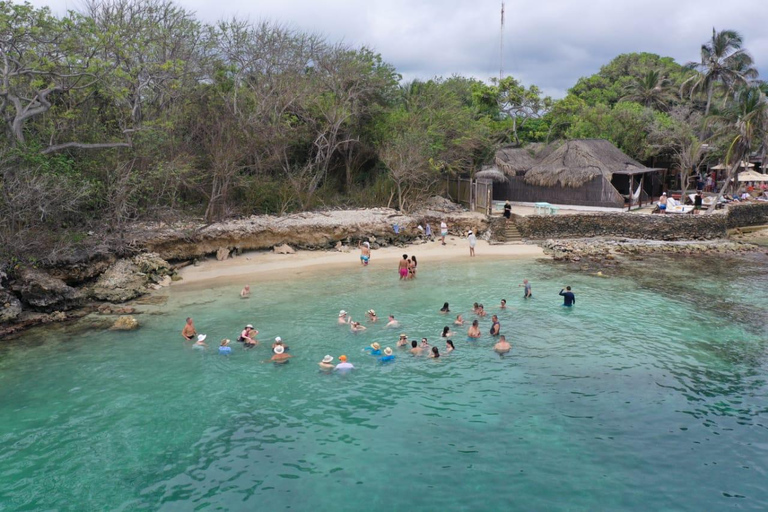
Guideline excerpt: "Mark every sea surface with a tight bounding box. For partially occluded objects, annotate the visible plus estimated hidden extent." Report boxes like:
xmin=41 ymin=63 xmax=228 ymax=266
xmin=1 ymin=253 xmax=767 ymax=511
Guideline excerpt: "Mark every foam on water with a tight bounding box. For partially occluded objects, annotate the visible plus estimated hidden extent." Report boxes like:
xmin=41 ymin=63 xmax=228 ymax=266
xmin=1 ymin=255 xmax=767 ymax=511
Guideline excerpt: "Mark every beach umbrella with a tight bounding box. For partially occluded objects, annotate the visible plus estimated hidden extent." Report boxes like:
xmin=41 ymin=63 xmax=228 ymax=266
xmin=737 ymin=170 xmax=768 ymax=182
xmin=712 ymin=161 xmax=754 ymax=170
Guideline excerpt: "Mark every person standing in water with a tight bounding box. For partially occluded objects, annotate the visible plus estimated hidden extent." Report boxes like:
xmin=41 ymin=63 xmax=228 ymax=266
xmin=338 ymin=310 xmax=350 ymax=325
xmin=494 ymin=335 xmax=511 ymax=354
xmin=398 ymin=254 xmax=409 ymax=280
xmin=440 ymin=221 xmax=448 ymax=245
xmin=467 ymin=230 xmax=477 ymax=257
xmin=181 ymin=317 xmax=197 ymax=340
xmin=429 ymin=346 xmax=440 ymax=359
xmin=445 ymin=340 xmax=455 ymax=353
xmin=519 ymin=279 xmax=532 ymax=299
xmin=240 ymin=285 xmax=251 ymax=298
xmin=559 ymin=286 xmax=576 ymax=307
xmin=386 ymin=315 xmax=400 ymax=328
xmin=359 ymin=241 xmax=371 ymax=266
xmin=410 ymin=255 xmax=418 ymax=278
xmin=490 ymin=315 xmax=500 ymax=336
xmin=219 ymin=339 xmax=232 ymax=355
xmin=468 ymin=320 xmax=481 ymax=339
xmin=440 ymin=302 xmax=450 ymax=313
xmin=268 ymin=345 xmax=292 ymax=364
xmin=378 ymin=347 xmax=396 ymax=363
xmin=335 ymin=355 xmax=354 ymax=372
xmin=319 ymin=355 xmax=334 ymax=370
xmin=500 ymin=299 xmax=507 ymax=309
xmin=410 ymin=340 xmax=423 ymax=356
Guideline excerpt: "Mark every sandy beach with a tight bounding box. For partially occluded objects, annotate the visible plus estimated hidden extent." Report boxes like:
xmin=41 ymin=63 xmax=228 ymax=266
xmin=176 ymin=238 xmax=546 ymax=288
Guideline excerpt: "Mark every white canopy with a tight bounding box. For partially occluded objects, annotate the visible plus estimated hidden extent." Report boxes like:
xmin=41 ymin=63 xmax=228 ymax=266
xmin=737 ymin=170 xmax=768 ymax=182
xmin=712 ymin=161 xmax=754 ymax=170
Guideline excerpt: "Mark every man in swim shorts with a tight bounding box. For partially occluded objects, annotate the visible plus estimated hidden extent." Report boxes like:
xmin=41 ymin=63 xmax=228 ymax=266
xmin=359 ymin=241 xmax=371 ymax=266
xmin=559 ymin=286 xmax=576 ymax=307
xmin=398 ymin=254 xmax=409 ymax=280
xmin=519 ymin=279 xmax=532 ymax=298
xmin=659 ymin=193 xmax=667 ymax=214
xmin=490 ymin=315 xmax=500 ymax=336
xmin=494 ymin=335 xmax=511 ymax=354
xmin=440 ymin=221 xmax=448 ymax=245
xmin=181 ymin=317 xmax=196 ymax=340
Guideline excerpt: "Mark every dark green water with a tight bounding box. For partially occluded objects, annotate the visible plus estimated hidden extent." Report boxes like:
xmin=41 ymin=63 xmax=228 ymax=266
xmin=1 ymin=255 xmax=767 ymax=511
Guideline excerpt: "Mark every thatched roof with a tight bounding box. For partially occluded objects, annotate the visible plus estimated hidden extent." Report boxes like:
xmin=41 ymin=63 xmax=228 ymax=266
xmin=475 ymin=167 xmax=508 ymax=183
xmin=524 ymin=139 xmax=650 ymax=188
xmin=495 ymin=147 xmax=539 ymax=174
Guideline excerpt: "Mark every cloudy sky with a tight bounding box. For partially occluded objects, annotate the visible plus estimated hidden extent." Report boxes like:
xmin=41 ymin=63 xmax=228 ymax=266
xmin=32 ymin=0 xmax=768 ymax=98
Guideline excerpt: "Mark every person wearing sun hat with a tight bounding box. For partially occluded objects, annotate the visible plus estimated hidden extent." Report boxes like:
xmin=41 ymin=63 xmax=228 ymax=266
xmin=338 ymin=310 xmax=350 ymax=325
xmin=193 ymin=334 xmax=207 ymax=350
xmin=218 ymin=339 xmax=232 ymax=355
xmin=267 ymin=344 xmax=292 ymax=364
xmin=238 ymin=324 xmax=258 ymax=347
xmin=365 ymin=309 xmax=377 ymax=323
xmin=334 ymin=354 xmax=354 ymax=372
xmin=365 ymin=342 xmax=382 ymax=356
xmin=378 ymin=346 xmax=396 ymax=364
xmin=396 ymin=333 xmax=408 ymax=347
xmin=318 ymin=355 xmax=334 ymax=370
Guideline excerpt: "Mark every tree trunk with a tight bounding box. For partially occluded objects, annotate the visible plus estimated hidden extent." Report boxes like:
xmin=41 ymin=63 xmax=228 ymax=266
xmin=707 ymin=159 xmax=742 ymax=213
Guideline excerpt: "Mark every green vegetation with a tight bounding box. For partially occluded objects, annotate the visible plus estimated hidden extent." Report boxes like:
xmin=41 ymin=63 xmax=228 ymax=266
xmin=0 ymin=0 xmax=765 ymax=262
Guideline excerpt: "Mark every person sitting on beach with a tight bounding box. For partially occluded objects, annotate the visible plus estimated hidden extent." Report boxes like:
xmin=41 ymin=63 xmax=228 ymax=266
xmin=445 ymin=340 xmax=455 ymax=353
xmin=181 ymin=317 xmax=196 ymax=340
xmin=334 ymin=355 xmax=354 ymax=372
xmin=397 ymin=334 xmax=409 ymax=347
xmin=386 ymin=315 xmax=399 ymax=328
xmin=365 ymin=342 xmax=382 ymax=356
xmin=268 ymin=345 xmax=292 ymax=364
xmin=219 ymin=339 xmax=232 ymax=355
xmin=319 ymin=355 xmax=334 ymax=370
xmin=239 ymin=325 xmax=258 ymax=347
xmin=441 ymin=326 xmax=454 ymax=338
xmin=193 ymin=334 xmax=207 ymax=349
xmin=429 ymin=346 xmax=440 ymax=359
xmin=440 ymin=221 xmax=448 ymax=245
xmin=378 ymin=347 xmax=396 ymax=363
xmin=350 ymin=321 xmax=367 ymax=333
xmin=440 ymin=302 xmax=450 ymax=313
xmin=359 ymin=242 xmax=371 ymax=266
xmin=338 ymin=310 xmax=350 ymax=325
xmin=410 ymin=340 xmax=423 ymax=356
xmin=467 ymin=230 xmax=477 ymax=257
xmin=500 ymin=299 xmax=507 ymax=309
xmin=519 ymin=279 xmax=532 ymax=299
xmin=560 ymin=286 xmax=576 ymax=307
xmin=468 ymin=320 xmax=481 ymax=339
xmin=494 ymin=335 xmax=511 ymax=354
xmin=454 ymin=314 xmax=465 ymax=326
xmin=490 ymin=315 xmax=500 ymax=336
xmin=365 ymin=309 xmax=378 ymax=323
xmin=398 ymin=254 xmax=409 ymax=280
xmin=477 ymin=304 xmax=487 ymax=317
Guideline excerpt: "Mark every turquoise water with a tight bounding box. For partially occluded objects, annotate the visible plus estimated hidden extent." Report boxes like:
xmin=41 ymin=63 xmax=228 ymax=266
xmin=1 ymin=255 xmax=767 ymax=511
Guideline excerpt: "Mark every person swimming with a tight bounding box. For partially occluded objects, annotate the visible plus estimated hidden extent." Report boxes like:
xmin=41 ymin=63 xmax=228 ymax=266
xmin=472 ymin=302 xmax=479 ymax=314
xmin=240 ymin=285 xmax=251 ymax=298
xmin=560 ymin=286 xmax=576 ymax=307
xmin=440 ymin=302 xmax=450 ymax=313
xmin=441 ymin=326 xmax=454 ymax=338
xmin=378 ymin=347 xmax=396 ymax=363
xmin=494 ymin=335 xmax=511 ymax=354
xmin=365 ymin=342 xmax=382 ymax=356
xmin=429 ymin=346 xmax=440 ymax=358
xmin=350 ymin=321 xmax=367 ymax=333
xmin=500 ymin=299 xmax=507 ymax=309
xmin=454 ymin=314 xmax=465 ymax=326
xmin=445 ymin=340 xmax=455 ymax=353
xmin=366 ymin=309 xmax=378 ymax=323
xmin=219 ymin=338 xmax=232 ymax=355
xmin=468 ymin=320 xmax=481 ymax=339
xmin=386 ymin=315 xmax=399 ymax=328
xmin=477 ymin=304 xmax=487 ymax=317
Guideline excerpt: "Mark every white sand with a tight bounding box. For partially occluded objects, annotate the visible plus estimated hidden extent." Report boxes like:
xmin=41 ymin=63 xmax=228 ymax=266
xmin=175 ymin=239 xmax=546 ymax=288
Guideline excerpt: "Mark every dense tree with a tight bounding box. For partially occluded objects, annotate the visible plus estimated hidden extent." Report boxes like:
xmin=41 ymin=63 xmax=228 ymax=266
xmin=621 ymin=70 xmax=674 ymax=111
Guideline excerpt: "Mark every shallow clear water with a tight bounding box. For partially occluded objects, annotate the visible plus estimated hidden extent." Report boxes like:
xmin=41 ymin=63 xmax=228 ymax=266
xmin=1 ymin=255 xmax=767 ymax=511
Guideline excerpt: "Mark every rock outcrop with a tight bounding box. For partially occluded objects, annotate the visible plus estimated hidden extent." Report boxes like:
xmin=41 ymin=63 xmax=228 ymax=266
xmin=273 ymin=244 xmax=296 ymax=254
xmin=111 ymin=315 xmax=139 ymax=330
xmin=15 ymin=268 xmax=82 ymax=311
xmin=0 ymin=288 xmax=23 ymax=323
xmin=89 ymin=253 xmax=171 ymax=303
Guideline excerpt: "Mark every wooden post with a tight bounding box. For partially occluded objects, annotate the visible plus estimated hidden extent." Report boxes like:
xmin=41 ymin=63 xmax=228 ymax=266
xmin=628 ymin=175 xmax=633 ymax=212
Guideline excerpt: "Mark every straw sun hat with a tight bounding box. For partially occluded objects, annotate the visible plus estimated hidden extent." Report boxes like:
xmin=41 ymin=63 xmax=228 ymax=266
xmin=384 ymin=347 xmax=393 ymax=356
xmin=371 ymin=342 xmax=381 ymax=350
xmin=322 ymin=355 xmax=333 ymax=364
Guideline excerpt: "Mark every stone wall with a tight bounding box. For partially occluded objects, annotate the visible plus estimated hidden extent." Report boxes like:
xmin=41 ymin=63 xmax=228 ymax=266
xmin=516 ymin=213 xmax=729 ymax=241
xmin=726 ymin=202 xmax=768 ymax=229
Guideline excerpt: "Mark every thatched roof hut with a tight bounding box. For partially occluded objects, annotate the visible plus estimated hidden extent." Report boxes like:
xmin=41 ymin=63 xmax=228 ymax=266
xmin=495 ymin=146 xmax=539 ymax=176
xmin=475 ymin=167 xmax=508 ymax=183
xmin=524 ymin=139 xmax=649 ymax=188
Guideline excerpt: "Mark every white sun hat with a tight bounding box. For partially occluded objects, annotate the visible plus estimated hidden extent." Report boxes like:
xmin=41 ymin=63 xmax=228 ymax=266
xmin=322 ymin=355 xmax=333 ymax=363
xmin=274 ymin=345 xmax=285 ymax=354
xmin=275 ymin=336 xmax=282 ymax=343
xmin=197 ymin=334 xmax=207 ymax=342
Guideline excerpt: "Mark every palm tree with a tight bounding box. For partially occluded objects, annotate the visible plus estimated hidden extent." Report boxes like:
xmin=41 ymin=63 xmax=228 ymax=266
xmin=684 ymin=28 xmax=758 ymax=116
xmin=707 ymin=86 xmax=768 ymax=212
xmin=621 ymin=70 xmax=673 ymax=110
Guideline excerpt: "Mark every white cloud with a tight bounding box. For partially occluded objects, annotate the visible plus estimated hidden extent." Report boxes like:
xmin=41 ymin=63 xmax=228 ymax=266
xmin=29 ymin=0 xmax=768 ymax=98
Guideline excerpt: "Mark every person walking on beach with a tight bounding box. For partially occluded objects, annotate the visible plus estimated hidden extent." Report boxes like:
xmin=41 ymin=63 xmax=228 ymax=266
xmin=181 ymin=317 xmax=196 ymax=340
xmin=359 ymin=241 xmax=371 ymax=266
xmin=440 ymin=221 xmax=448 ymax=245
xmin=694 ymin=191 xmax=703 ymax=214
xmin=240 ymin=285 xmax=251 ymax=298
xmin=467 ymin=230 xmax=477 ymax=257
xmin=490 ymin=315 xmax=501 ymax=336
xmin=560 ymin=286 xmax=576 ymax=307
xmin=494 ymin=335 xmax=511 ymax=354
xmin=425 ymin=222 xmax=433 ymax=241
xmin=468 ymin=320 xmax=481 ymax=339
xmin=659 ymin=193 xmax=667 ymax=214
xmin=519 ymin=279 xmax=532 ymax=298
xmin=399 ymin=254 xmax=409 ymax=280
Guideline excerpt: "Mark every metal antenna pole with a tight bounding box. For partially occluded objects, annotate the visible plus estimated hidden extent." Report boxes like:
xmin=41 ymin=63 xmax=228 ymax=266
xmin=500 ymin=1 xmax=505 ymax=81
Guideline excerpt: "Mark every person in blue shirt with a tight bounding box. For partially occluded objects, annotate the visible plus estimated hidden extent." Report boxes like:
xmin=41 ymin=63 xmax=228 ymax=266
xmin=218 ymin=338 xmax=232 ymax=355
xmin=378 ymin=347 xmax=396 ymax=363
xmin=559 ymin=286 xmax=576 ymax=307
xmin=365 ymin=342 xmax=382 ymax=356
